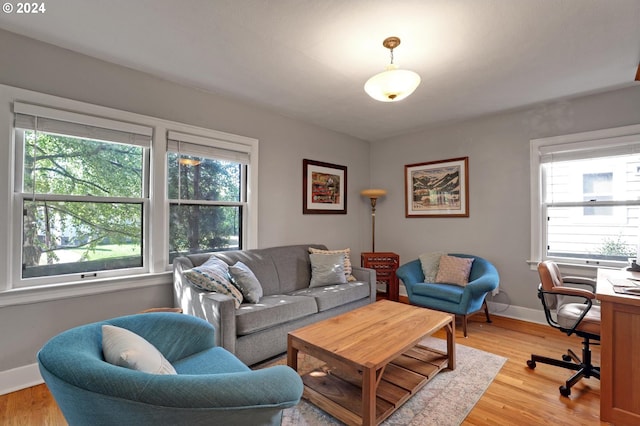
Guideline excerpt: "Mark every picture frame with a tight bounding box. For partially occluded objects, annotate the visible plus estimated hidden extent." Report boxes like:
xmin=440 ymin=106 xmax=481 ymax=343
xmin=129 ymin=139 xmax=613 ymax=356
xmin=303 ymin=159 xmax=347 ymax=214
xmin=405 ymin=157 xmax=469 ymax=218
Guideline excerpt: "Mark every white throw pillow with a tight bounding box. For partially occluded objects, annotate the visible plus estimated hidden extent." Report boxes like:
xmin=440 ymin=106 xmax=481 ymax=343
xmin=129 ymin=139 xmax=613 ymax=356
xmin=102 ymin=325 xmax=177 ymax=375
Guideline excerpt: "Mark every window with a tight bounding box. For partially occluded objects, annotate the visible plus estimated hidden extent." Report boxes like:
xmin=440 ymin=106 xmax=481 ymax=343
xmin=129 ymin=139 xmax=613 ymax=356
xmin=2 ymin=87 xmax=258 ymax=296
xmin=531 ymin=124 xmax=640 ymax=268
xmin=14 ymin=103 xmax=151 ymax=285
xmin=166 ymin=131 xmax=248 ymax=262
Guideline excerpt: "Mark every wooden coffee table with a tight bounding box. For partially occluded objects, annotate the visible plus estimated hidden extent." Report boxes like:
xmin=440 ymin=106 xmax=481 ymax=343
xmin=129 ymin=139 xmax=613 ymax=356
xmin=287 ymin=299 xmax=455 ymax=426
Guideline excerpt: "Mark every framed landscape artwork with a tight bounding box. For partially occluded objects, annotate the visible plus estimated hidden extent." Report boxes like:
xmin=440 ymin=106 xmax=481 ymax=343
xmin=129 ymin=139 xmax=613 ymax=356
xmin=303 ymin=159 xmax=347 ymax=214
xmin=405 ymin=157 xmax=469 ymax=218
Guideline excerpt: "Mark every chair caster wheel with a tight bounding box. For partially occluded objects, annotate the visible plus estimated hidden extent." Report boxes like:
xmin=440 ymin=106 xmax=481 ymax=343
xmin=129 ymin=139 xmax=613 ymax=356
xmin=562 ymin=354 xmax=572 ymax=362
xmin=559 ymin=385 xmax=571 ymax=397
xmin=526 ymin=360 xmax=536 ymax=369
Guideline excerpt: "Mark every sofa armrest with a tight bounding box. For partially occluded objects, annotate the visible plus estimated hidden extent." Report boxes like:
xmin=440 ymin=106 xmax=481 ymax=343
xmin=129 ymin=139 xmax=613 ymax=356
xmin=173 ymin=258 xmax=238 ymax=354
xmin=351 ymin=265 xmax=377 ymax=303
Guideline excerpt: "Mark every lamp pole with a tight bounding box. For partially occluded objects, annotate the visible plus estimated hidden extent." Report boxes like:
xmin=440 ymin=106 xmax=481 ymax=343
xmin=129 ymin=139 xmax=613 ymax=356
xmin=361 ymin=189 xmax=387 ymax=253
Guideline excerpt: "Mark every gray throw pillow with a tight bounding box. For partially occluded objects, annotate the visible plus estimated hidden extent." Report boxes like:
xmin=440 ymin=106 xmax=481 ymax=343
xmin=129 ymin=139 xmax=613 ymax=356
xmin=309 ymin=253 xmax=347 ymax=288
xmin=228 ymin=261 xmax=263 ymax=303
xmin=419 ymin=251 xmax=446 ymax=282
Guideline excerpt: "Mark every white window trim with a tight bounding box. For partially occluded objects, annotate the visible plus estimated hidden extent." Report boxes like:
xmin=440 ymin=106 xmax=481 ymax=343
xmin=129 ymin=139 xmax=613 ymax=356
xmin=529 ymin=123 xmax=640 ymax=271
xmin=0 ymin=84 xmax=258 ymax=307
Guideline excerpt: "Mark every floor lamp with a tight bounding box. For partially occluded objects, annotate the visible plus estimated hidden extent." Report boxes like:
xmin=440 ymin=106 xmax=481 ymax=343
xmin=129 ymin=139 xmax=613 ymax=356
xmin=361 ymin=189 xmax=387 ymax=252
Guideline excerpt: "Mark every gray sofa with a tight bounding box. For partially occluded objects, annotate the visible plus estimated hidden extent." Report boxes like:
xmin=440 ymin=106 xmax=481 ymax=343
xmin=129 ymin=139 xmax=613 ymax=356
xmin=173 ymin=244 xmax=376 ymax=366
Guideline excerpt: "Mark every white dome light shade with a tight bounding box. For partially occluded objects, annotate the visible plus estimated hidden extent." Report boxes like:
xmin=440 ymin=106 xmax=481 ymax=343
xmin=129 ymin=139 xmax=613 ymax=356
xmin=364 ymin=64 xmax=421 ymax=102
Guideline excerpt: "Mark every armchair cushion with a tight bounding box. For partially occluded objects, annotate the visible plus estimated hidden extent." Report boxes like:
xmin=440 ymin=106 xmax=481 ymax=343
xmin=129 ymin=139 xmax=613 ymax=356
xmin=435 ymin=255 xmax=474 ymax=286
xmin=102 ymin=325 xmax=176 ymax=375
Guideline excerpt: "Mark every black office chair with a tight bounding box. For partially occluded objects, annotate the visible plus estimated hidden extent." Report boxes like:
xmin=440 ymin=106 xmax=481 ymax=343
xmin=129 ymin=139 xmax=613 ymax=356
xmin=526 ymin=260 xmax=600 ymax=397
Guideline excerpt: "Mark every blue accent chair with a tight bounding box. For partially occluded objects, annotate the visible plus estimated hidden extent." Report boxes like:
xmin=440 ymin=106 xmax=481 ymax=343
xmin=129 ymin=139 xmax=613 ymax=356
xmin=37 ymin=312 xmax=303 ymax=426
xmin=396 ymin=254 xmax=500 ymax=337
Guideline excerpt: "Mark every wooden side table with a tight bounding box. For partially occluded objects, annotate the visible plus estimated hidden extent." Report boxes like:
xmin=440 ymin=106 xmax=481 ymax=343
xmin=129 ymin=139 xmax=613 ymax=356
xmin=361 ymin=252 xmax=400 ymax=302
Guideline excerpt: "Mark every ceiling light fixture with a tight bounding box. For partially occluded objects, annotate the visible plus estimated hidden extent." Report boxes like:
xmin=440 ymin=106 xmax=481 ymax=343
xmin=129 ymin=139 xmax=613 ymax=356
xmin=364 ymin=36 xmax=421 ymax=102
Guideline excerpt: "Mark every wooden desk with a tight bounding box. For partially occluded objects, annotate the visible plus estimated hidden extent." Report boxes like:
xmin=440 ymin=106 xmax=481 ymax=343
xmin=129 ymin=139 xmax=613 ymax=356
xmin=596 ymin=268 xmax=640 ymax=425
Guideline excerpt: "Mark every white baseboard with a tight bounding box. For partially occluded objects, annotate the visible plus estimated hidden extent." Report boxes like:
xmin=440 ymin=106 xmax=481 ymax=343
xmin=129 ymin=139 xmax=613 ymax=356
xmin=0 ymin=303 xmax=544 ymax=396
xmin=487 ymin=301 xmax=547 ymax=325
xmin=0 ymin=363 xmax=42 ymax=396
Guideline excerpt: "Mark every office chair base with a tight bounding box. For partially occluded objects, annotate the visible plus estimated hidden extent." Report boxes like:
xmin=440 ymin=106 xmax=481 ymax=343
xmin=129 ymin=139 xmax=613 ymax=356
xmin=527 ymin=351 xmax=600 ymax=397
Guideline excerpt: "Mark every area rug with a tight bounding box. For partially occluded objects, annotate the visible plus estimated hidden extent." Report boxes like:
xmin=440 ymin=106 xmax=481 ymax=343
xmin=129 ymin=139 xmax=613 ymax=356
xmin=260 ymin=337 xmax=506 ymax=426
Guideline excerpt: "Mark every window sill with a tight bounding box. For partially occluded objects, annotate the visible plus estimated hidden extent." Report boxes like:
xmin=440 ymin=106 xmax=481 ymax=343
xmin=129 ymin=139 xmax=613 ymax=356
xmin=0 ymin=272 xmax=173 ymax=308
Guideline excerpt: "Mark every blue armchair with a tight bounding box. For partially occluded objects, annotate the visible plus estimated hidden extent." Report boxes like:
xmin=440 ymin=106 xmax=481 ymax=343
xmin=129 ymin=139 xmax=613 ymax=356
xmin=37 ymin=312 xmax=303 ymax=426
xmin=396 ymin=254 xmax=499 ymax=337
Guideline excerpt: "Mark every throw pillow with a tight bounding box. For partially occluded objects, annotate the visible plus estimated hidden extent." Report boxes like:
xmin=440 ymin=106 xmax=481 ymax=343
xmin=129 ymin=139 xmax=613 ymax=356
xmin=102 ymin=325 xmax=177 ymax=375
xmin=418 ymin=251 xmax=446 ymax=282
xmin=435 ymin=255 xmax=475 ymax=287
xmin=228 ymin=261 xmax=263 ymax=303
xmin=309 ymin=253 xmax=347 ymax=288
xmin=308 ymin=247 xmax=356 ymax=281
xmin=183 ymin=256 xmax=243 ymax=308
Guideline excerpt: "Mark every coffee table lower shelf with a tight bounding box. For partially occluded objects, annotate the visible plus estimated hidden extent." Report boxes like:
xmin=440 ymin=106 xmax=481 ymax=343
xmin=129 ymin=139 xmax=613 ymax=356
xmin=300 ymin=344 xmax=449 ymax=425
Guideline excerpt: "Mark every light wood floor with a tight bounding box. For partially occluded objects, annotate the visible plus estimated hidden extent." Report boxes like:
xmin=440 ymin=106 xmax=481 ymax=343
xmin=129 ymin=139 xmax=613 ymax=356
xmin=0 ymin=314 xmax=606 ymax=426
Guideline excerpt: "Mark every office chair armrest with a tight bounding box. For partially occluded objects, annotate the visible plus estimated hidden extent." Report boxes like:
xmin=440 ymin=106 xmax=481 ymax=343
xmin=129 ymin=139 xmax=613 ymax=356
xmin=550 ymin=286 xmax=595 ymax=299
xmin=563 ymin=275 xmax=596 ymax=292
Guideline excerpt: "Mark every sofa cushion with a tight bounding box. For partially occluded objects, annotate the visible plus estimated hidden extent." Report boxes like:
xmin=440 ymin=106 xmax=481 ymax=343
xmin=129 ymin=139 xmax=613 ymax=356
xmin=309 ymin=253 xmax=347 ymax=287
xmin=235 ymin=294 xmax=318 ymax=336
xmin=183 ymin=256 xmax=244 ymax=308
xmin=308 ymin=247 xmax=356 ymax=281
xmin=411 ymin=282 xmax=464 ymax=304
xmin=229 ymin=261 xmax=263 ymax=303
xmin=290 ymin=281 xmax=370 ymax=312
xmin=102 ymin=325 xmax=177 ymax=375
xmin=435 ymin=255 xmax=474 ymax=286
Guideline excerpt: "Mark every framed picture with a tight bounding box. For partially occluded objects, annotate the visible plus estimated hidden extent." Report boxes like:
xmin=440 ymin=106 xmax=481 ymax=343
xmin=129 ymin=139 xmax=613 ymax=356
xmin=405 ymin=157 xmax=469 ymax=217
xmin=303 ymin=159 xmax=347 ymax=214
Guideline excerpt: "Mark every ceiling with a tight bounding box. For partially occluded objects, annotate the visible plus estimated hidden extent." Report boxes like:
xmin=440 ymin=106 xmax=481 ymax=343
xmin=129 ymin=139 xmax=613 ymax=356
xmin=1 ymin=0 xmax=639 ymax=141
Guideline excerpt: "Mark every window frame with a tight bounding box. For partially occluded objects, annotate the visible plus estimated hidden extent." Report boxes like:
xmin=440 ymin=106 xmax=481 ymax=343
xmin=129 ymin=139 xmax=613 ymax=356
xmin=530 ymin=123 xmax=640 ymax=271
xmin=0 ymin=84 xmax=258 ymax=305
xmin=166 ymin=130 xmax=250 ymax=259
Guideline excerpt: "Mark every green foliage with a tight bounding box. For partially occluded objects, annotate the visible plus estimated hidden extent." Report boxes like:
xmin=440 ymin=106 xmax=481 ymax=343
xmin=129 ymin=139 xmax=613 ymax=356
xmin=598 ymin=235 xmax=635 ymax=257
xmin=23 ymin=131 xmax=144 ymax=267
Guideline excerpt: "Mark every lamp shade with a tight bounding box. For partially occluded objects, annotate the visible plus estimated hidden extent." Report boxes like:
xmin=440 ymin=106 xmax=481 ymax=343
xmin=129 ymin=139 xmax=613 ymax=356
xmin=364 ymin=64 xmax=421 ymax=102
xmin=361 ymin=188 xmax=387 ymax=199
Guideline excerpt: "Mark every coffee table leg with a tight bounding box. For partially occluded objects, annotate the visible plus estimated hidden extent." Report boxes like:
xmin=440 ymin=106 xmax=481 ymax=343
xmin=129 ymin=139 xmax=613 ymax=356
xmin=446 ymin=316 xmax=456 ymax=370
xmin=287 ymin=336 xmax=298 ymax=372
xmin=362 ymin=365 xmax=376 ymax=425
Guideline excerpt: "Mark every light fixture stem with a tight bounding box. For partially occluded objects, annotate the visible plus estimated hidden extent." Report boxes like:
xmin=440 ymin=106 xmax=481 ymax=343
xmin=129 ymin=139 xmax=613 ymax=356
xmin=390 ymin=48 xmax=394 ymax=65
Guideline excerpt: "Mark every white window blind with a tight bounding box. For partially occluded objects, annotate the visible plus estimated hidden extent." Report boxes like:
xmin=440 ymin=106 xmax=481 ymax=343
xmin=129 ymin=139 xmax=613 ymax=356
xmin=14 ymin=102 xmax=152 ymax=147
xmin=167 ymin=130 xmax=250 ymax=163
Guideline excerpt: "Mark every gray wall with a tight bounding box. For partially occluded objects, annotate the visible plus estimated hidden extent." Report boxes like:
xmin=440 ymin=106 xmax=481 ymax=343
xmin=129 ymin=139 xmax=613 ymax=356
xmin=371 ymin=85 xmax=640 ymax=311
xmin=0 ymin=29 xmax=371 ymax=374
